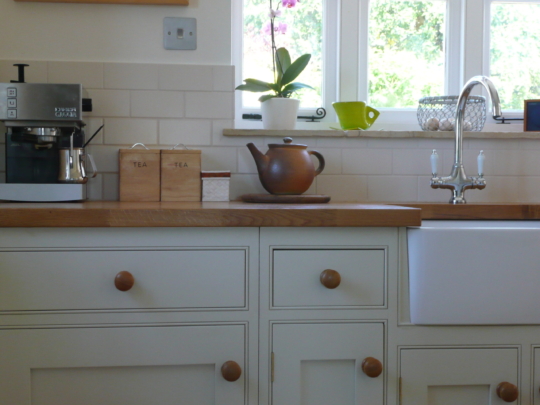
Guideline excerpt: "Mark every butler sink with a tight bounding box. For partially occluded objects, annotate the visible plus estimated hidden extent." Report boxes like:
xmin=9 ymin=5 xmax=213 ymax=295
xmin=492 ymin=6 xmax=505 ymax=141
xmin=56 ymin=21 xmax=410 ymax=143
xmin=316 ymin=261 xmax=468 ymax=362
xmin=408 ymin=220 xmax=540 ymax=325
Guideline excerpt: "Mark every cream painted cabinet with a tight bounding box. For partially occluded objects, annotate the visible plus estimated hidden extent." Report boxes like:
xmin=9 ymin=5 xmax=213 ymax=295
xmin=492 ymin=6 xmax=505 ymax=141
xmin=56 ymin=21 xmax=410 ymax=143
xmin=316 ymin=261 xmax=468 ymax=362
xmin=0 ymin=227 xmax=259 ymax=405
xmin=260 ymin=227 xmax=397 ymax=405
xmin=400 ymin=348 xmax=520 ymax=405
xmin=0 ymin=324 xmax=246 ymax=405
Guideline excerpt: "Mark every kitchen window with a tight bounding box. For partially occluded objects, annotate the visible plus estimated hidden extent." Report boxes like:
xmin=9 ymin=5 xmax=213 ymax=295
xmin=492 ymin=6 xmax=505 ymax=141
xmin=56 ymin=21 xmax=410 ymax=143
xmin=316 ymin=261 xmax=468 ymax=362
xmin=233 ymin=0 xmax=539 ymax=130
xmin=485 ymin=0 xmax=540 ymax=111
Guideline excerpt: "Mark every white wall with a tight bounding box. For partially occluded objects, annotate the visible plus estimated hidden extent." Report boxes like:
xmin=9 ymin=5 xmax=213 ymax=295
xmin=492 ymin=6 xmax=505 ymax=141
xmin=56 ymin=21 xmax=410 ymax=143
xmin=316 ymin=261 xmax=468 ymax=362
xmin=0 ymin=0 xmax=231 ymax=64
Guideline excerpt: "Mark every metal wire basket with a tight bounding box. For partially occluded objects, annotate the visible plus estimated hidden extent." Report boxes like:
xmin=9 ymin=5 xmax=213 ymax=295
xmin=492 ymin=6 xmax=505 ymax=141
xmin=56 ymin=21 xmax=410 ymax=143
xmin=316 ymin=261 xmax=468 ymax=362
xmin=417 ymin=95 xmax=486 ymax=131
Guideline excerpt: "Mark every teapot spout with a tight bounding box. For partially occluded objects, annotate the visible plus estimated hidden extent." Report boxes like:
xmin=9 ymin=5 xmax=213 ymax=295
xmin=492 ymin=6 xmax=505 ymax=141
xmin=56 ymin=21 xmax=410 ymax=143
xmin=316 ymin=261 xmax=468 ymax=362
xmin=247 ymin=143 xmax=268 ymax=174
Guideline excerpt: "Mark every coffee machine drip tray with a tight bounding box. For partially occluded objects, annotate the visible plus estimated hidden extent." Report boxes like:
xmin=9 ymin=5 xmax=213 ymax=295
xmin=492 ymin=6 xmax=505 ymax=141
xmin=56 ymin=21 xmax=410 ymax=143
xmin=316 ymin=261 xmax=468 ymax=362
xmin=0 ymin=184 xmax=86 ymax=202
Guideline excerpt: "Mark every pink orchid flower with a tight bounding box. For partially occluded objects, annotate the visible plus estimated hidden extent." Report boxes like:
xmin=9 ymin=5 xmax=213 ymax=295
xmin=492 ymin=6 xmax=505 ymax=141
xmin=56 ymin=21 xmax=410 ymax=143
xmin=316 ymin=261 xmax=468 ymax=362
xmin=282 ymin=0 xmax=298 ymax=8
xmin=269 ymin=8 xmax=282 ymax=18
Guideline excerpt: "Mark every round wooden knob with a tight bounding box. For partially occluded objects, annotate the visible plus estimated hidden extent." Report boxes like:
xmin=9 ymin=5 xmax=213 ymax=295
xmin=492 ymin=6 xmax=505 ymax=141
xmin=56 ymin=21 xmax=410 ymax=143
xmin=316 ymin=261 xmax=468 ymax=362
xmin=320 ymin=269 xmax=341 ymax=289
xmin=221 ymin=360 xmax=242 ymax=382
xmin=361 ymin=357 xmax=383 ymax=378
xmin=114 ymin=271 xmax=135 ymax=292
xmin=497 ymin=382 xmax=518 ymax=402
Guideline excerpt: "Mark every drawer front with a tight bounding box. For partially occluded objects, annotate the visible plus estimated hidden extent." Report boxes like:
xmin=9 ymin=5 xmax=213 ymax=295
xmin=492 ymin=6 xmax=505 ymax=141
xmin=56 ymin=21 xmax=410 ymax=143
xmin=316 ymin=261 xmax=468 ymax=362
xmin=272 ymin=249 xmax=386 ymax=308
xmin=0 ymin=249 xmax=246 ymax=312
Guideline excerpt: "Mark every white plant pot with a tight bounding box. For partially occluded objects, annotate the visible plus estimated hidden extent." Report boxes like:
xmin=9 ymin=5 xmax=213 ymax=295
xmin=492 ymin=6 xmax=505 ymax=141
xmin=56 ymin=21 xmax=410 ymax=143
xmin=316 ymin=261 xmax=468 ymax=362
xmin=260 ymin=98 xmax=300 ymax=130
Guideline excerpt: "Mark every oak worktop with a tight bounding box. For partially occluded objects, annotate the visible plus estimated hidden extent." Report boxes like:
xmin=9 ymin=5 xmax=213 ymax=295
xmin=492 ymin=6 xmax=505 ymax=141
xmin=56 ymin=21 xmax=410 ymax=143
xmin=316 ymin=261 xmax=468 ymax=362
xmin=0 ymin=201 xmax=421 ymax=228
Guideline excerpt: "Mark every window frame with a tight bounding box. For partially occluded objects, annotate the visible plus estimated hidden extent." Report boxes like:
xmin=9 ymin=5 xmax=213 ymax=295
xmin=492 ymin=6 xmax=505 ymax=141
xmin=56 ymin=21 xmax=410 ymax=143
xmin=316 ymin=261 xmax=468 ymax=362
xmin=232 ymin=0 xmax=339 ymax=129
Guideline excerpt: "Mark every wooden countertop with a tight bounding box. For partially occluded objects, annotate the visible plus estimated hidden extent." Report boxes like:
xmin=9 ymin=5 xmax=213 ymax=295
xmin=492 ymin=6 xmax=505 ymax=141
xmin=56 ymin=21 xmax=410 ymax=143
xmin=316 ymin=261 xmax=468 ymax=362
xmin=0 ymin=201 xmax=421 ymax=228
xmin=394 ymin=203 xmax=540 ymax=220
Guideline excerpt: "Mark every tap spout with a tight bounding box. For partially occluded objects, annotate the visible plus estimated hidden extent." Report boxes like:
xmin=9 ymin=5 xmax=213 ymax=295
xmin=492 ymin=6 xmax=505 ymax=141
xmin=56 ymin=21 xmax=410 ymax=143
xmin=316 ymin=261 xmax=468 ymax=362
xmin=454 ymin=76 xmax=501 ymax=167
xmin=431 ymin=75 xmax=501 ymax=204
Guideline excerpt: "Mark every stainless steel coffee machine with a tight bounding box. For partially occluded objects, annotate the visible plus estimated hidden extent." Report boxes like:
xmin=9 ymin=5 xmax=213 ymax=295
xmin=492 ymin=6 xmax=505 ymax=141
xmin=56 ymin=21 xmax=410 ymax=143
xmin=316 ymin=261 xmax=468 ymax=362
xmin=0 ymin=64 xmax=96 ymax=201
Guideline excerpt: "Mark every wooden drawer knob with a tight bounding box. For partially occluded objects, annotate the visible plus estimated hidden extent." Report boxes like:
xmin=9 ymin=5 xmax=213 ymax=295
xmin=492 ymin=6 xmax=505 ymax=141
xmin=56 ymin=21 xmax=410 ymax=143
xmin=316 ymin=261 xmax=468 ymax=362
xmin=361 ymin=357 xmax=383 ymax=378
xmin=497 ymin=382 xmax=518 ymax=402
xmin=320 ymin=269 xmax=341 ymax=289
xmin=114 ymin=271 xmax=135 ymax=291
xmin=221 ymin=360 xmax=242 ymax=382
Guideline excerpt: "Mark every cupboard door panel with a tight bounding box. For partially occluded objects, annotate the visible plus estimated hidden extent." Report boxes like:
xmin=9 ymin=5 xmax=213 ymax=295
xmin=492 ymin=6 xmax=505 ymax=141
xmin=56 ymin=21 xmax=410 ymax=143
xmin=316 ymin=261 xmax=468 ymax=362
xmin=400 ymin=348 xmax=519 ymax=405
xmin=0 ymin=324 xmax=246 ymax=405
xmin=272 ymin=322 xmax=384 ymax=405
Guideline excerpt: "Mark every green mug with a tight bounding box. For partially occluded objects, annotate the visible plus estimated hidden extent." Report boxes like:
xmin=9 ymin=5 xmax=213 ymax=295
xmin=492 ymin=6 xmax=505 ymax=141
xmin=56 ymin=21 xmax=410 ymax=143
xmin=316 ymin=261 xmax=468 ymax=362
xmin=332 ymin=101 xmax=380 ymax=130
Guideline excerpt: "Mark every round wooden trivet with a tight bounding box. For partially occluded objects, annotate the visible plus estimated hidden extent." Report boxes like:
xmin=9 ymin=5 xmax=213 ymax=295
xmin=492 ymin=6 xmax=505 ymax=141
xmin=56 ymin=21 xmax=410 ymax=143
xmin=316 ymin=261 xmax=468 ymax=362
xmin=241 ymin=194 xmax=331 ymax=204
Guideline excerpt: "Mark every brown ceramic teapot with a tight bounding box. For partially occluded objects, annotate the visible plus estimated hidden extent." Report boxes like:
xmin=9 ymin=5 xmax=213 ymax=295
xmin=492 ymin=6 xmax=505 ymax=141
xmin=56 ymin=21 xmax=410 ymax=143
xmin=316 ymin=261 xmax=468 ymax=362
xmin=247 ymin=137 xmax=325 ymax=195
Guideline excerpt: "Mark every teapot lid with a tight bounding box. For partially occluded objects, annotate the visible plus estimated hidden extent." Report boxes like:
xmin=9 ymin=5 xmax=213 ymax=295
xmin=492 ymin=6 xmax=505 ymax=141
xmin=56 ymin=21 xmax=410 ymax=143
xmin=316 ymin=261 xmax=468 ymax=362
xmin=268 ymin=137 xmax=307 ymax=148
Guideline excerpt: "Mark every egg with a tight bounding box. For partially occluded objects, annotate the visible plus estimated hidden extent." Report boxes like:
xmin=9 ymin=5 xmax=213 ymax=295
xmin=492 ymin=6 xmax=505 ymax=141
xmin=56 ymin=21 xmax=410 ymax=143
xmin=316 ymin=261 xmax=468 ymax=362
xmin=462 ymin=121 xmax=472 ymax=131
xmin=423 ymin=117 xmax=439 ymax=131
xmin=439 ymin=118 xmax=455 ymax=131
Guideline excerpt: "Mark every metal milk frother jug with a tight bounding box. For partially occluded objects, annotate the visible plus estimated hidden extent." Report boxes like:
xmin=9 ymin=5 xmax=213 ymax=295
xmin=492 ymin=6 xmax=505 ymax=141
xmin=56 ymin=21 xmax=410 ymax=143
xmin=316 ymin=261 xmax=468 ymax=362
xmin=58 ymin=133 xmax=97 ymax=184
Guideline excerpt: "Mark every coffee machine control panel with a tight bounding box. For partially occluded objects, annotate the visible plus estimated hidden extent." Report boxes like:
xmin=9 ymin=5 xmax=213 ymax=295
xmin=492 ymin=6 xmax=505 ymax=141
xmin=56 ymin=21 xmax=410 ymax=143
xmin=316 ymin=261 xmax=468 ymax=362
xmin=0 ymin=83 xmax=84 ymax=125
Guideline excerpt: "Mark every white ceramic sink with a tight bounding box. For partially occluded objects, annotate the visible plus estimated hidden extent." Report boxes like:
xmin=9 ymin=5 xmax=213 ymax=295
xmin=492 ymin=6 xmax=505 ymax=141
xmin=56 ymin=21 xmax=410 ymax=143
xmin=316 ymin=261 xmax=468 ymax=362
xmin=408 ymin=220 xmax=540 ymax=325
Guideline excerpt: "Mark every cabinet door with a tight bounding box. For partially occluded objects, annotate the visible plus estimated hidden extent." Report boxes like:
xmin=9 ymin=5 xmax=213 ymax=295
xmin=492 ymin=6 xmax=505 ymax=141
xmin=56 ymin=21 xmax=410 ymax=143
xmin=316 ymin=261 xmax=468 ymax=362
xmin=400 ymin=348 xmax=519 ymax=405
xmin=0 ymin=324 xmax=246 ymax=405
xmin=272 ymin=322 xmax=384 ymax=405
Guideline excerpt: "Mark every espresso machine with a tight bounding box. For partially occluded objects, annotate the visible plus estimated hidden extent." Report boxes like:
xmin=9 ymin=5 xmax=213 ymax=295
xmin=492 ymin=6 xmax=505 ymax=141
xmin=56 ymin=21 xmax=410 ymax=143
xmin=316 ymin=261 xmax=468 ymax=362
xmin=0 ymin=64 xmax=96 ymax=201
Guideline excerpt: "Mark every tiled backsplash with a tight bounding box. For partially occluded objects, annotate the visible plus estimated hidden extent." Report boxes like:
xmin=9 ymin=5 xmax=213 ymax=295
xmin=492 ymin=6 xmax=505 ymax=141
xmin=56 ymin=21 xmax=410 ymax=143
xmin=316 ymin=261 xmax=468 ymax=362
xmin=1 ymin=60 xmax=539 ymax=203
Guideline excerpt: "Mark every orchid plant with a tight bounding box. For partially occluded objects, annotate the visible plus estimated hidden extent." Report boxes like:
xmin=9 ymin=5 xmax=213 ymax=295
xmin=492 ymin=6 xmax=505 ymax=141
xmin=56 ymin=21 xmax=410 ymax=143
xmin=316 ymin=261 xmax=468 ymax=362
xmin=236 ymin=0 xmax=314 ymax=103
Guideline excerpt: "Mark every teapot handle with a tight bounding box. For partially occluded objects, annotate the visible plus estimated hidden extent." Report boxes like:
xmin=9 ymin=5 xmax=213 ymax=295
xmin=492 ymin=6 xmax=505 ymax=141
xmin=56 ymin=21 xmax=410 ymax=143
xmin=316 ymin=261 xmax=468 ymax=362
xmin=309 ymin=150 xmax=325 ymax=176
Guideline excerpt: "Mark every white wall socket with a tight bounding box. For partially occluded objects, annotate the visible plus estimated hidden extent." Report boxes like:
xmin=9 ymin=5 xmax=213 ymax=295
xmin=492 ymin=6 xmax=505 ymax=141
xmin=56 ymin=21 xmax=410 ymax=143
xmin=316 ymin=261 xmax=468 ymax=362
xmin=164 ymin=17 xmax=197 ymax=50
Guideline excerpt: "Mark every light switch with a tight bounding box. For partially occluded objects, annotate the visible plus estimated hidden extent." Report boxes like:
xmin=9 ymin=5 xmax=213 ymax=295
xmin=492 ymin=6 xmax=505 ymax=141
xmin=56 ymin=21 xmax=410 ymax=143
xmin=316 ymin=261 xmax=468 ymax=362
xmin=164 ymin=17 xmax=197 ymax=50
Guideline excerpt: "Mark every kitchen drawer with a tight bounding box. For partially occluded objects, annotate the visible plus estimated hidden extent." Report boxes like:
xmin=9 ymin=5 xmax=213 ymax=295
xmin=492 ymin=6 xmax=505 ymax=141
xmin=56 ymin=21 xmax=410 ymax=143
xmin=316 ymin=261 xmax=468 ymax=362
xmin=0 ymin=249 xmax=247 ymax=312
xmin=271 ymin=249 xmax=386 ymax=308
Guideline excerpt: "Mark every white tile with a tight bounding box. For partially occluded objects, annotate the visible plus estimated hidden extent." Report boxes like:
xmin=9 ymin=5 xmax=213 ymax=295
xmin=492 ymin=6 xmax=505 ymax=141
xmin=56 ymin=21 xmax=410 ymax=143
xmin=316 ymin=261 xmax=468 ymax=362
xmin=229 ymin=174 xmax=268 ymax=200
xmin=416 ymin=138 xmax=454 ymax=149
xmin=185 ymin=92 xmax=234 ymax=119
xmin=342 ymin=148 xmax=392 ymax=175
xmin=85 ymin=90 xmax=130 ymax=117
xmin=159 ymin=65 xmax=213 ymax=91
xmin=393 ymin=149 xmax=434 ymax=175
xmin=48 ymin=62 xmax=103 ymax=88
xmin=86 ymin=145 xmax=121 ymax=173
xmin=368 ymin=176 xmax=418 ymax=202
xmin=199 ymin=146 xmax=238 ymax=172
xmin=441 ymin=148 xmax=495 ymax=176
xmin=238 ymin=146 xmax=259 ymax=174
xmin=417 ymin=176 xmax=451 ymax=203
xmin=104 ymin=63 xmax=159 ymax=90
xmin=367 ymin=138 xmax=419 ymax=149
xmin=0 ymin=60 xmax=47 ymax=83
xmin=103 ymin=118 xmax=158 ymax=145
xmin=211 ymin=120 xmax=266 ymax=147
xmin=84 ymin=118 xmax=105 ymax=145
xmin=159 ymin=119 xmax=212 ymax=146
xmin=492 ymin=149 xmax=540 ymax=176
xmin=467 ymin=138 xmax=522 ymax=150
xmin=213 ymin=66 xmax=234 ymax=91
xmin=131 ymin=91 xmax=184 ymax=118
xmin=316 ymin=175 xmax=368 ymax=202
xmin=316 ymin=136 xmax=369 ymax=148
xmin=102 ymin=173 xmax=119 ymax=201
xmin=312 ymin=148 xmax=341 ymax=175
xmin=86 ymin=174 xmax=103 ymax=201
xmin=465 ymin=175 xmax=521 ymax=203
xmin=517 ymin=177 xmax=540 ymax=203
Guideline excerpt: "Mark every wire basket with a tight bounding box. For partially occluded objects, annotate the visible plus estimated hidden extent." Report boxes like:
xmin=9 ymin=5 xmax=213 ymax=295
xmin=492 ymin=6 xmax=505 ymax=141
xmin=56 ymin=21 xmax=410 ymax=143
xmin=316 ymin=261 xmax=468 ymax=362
xmin=417 ymin=95 xmax=486 ymax=131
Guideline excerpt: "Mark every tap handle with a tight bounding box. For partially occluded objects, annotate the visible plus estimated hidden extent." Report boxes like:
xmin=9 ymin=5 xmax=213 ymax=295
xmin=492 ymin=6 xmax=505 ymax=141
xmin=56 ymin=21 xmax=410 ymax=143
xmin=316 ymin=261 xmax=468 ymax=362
xmin=430 ymin=149 xmax=439 ymax=176
xmin=477 ymin=150 xmax=485 ymax=176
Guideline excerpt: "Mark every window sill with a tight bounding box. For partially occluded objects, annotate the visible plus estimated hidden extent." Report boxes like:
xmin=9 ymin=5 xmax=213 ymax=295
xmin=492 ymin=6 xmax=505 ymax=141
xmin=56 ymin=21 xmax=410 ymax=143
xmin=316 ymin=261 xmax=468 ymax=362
xmin=223 ymin=129 xmax=540 ymax=139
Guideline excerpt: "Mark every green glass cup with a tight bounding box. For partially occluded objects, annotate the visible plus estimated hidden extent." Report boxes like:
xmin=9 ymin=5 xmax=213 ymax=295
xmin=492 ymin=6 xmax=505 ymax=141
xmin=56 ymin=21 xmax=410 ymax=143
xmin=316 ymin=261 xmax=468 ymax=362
xmin=332 ymin=101 xmax=380 ymax=130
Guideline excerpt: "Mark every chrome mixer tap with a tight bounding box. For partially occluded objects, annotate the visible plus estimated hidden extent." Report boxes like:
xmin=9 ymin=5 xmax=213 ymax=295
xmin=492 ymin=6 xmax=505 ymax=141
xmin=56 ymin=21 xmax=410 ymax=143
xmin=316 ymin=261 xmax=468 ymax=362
xmin=430 ymin=76 xmax=502 ymax=204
